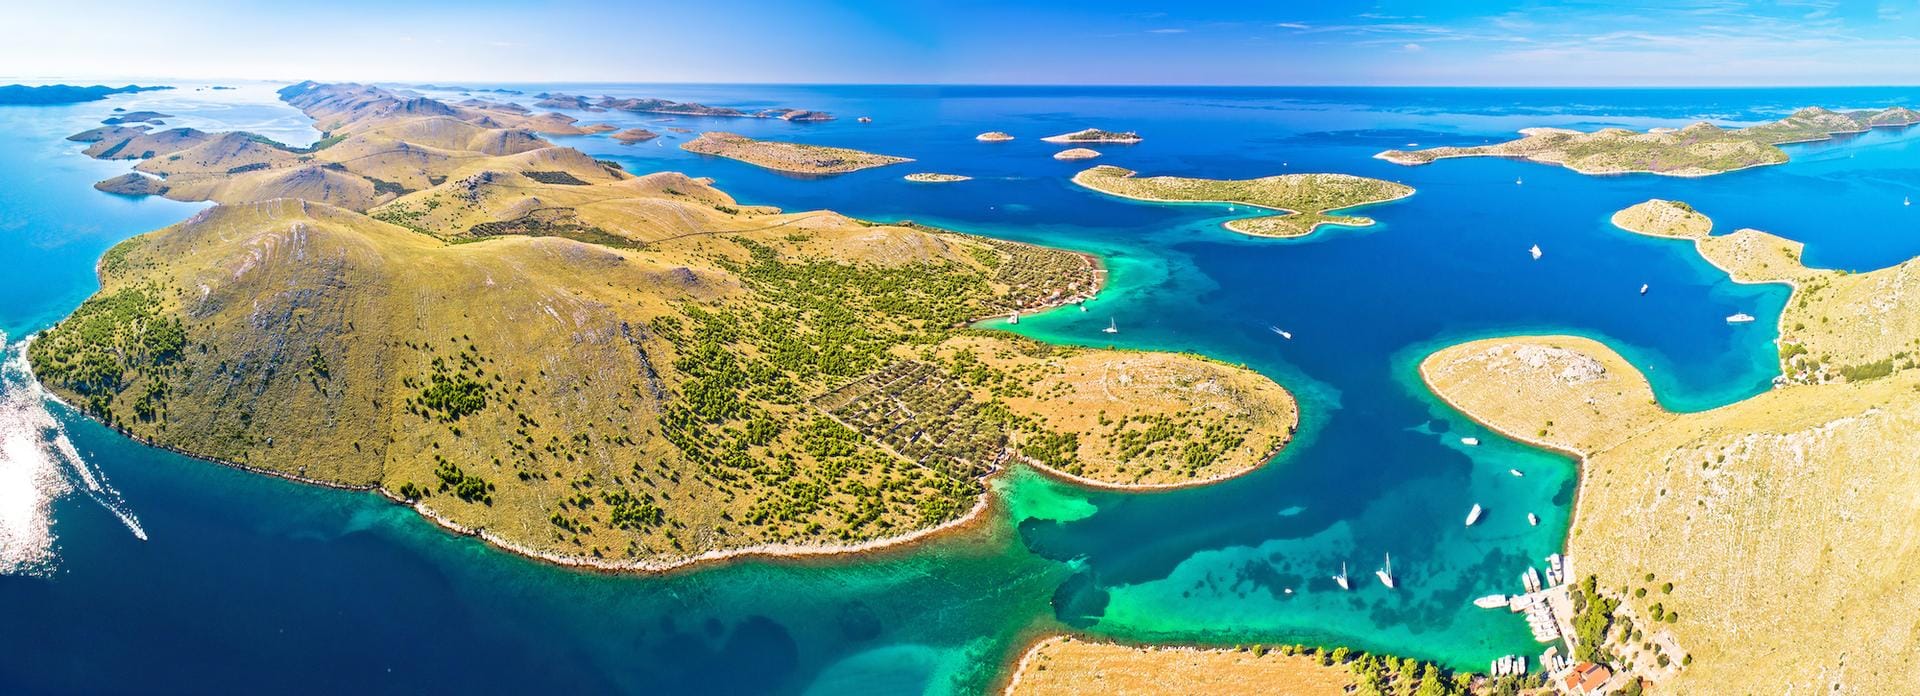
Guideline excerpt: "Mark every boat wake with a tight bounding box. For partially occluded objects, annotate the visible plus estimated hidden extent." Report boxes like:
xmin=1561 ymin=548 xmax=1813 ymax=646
xmin=0 ymin=334 xmax=145 ymax=576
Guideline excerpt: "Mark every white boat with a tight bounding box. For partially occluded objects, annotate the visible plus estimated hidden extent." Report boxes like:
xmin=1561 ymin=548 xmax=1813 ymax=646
xmin=1376 ymin=553 xmax=1396 ymax=589
xmin=1466 ymin=504 xmax=1484 ymax=526
xmin=1079 ymin=305 xmax=1088 ymax=312
xmin=1529 ymin=244 xmax=1543 ymax=260
xmin=1406 ymin=142 xmax=1419 ymax=147
xmin=1528 ymin=513 xmax=1540 ymax=526
xmin=1727 ymin=312 xmax=1756 ymax=324
xmin=1007 ymin=311 xmax=1020 ymax=325
xmin=1474 ymin=594 xmax=1509 ymax=609
xmin=1270 ymin=326 xmax=1293 ymax=339
xmin=1640 ymin=283 xmax=1649 ymax=295
xmin=1515 ymin=177 xmax=1524 ymax=185
xmin=1509 ymin=468 xmax=1523 ymax=477
xmin=1907 ymin=196 xmax=1912 ymax=207
xmin=1102 ymin=318 xmax=1118 ymax=334
xmin=1333 ymin=562 xmax=1350 ymax=590
xmin=1460 ymin=437 xmax=1480 ymax=446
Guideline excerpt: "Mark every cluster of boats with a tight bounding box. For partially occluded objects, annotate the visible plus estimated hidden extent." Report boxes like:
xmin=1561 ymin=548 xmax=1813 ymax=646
xmin=1490 ymin=654 xmax=1528 ymax=677
xmin=1329 ymin=553 xmax=1398 ymax=590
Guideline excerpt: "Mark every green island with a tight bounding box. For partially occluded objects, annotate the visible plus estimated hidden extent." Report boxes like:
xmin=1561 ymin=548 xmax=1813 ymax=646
xmin=1052 ymin=148 xmax=1100 ymax=160
xmin=1378 ymin=106 xmax=1920 ymax=176
xmin=1415 ymin=199 xmax=1920 ymax=693
xmin=680 ymin=131 xmax=913 ymax=174
xmin=1070 ymin=165 xmax=1415 ymax=238
xmin=904 ymin=172 xmax=971 ymax=183
xmin=1041 ymin=128 xmax=1142 ymax=144
xmin=28 ymin=81 xmax=1300 ymax=571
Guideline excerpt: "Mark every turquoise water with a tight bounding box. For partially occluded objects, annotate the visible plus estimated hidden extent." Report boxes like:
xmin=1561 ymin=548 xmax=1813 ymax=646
xmin=2 ymin=82 xmax=1917 ymax=694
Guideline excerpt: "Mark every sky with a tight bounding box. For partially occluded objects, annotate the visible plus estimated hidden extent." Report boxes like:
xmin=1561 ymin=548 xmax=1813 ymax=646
xmin=5 ymin=0 xmax=1920 ymax=86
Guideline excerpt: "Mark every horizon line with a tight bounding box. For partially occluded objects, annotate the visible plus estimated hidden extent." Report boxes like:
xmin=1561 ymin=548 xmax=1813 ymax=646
xmin=8 ymin=75 xmax=1920 ymax=91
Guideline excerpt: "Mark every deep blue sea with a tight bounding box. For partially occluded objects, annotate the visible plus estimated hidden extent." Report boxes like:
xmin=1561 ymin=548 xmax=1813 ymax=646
xmin=2 ymin=81 xmax=1917 ymax=694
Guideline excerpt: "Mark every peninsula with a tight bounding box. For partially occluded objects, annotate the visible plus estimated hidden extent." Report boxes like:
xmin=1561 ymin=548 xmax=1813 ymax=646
xmin=1416 ymin=200 xmax=1920 ymax=692
xmin=1007 ymin=636 xmax=1511 ymax=695
xmin=1377 ymin=106 xmax=1920 ymax=177
xmin=1070 ymin=165 xmax=1415 ymax=238
xmin=31 ymin=81 xmax=1299 ymax=572
xmin=681 ymin=132 xmax=912 ymax=174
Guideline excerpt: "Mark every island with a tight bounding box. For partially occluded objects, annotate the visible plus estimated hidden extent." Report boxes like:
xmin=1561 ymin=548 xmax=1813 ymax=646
xmin=610 ymin=128 xmax=660 ymax=144
xmin=0 ymin=83 xmax=170 ymax=105
xmin=1070 ymin=165 xmax=1415 ymax=238
xmin=1007 ymin=636 xmax=1501 ymax=695
xmin=1042 ymin=128 xmax=1142 ymax=144
xmin=101 ymin=111 xmax=173 ymax=125
xmin=93 ymin=172 xmax=168 ymax=196
xmin=1052 ymin=148 xmax=1100 ymax=160
xmin=31 ymin=81 xmax=1299 ymax=573
xmin=680 ymin=131 xmax=912 ymax=174
xmin=1415 ymin=199 xmax=1920 ymax=693
xmin=904 ymin=172 xmax=971 ymax=183
xmin=976 ymin=131 xmax=1015 ymax=142
xmin=1376 ymin=106 xmax=1920 ymax=177
xmin=534 ymin=92 xmax=834 ymax=121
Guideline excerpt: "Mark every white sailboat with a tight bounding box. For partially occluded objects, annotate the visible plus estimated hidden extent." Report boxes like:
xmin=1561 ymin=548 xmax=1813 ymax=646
xmin=1466 ymin=504 xmax=1484 ymax=526
xmin=1333 ymin=562 xmax=1350 ymax=590
xmin=1102 ymin=318 xmax=1119 ymax=334
xmin=1515 ymin=177 xmax=1524 ymax=185
xmin=1906 ymin=196 xmax=1912 ymax=207
xmin=1529 ymin=244 xmax=1543 ymax=260
xmin=1376 ymin=553 xmax=1396 ymax=589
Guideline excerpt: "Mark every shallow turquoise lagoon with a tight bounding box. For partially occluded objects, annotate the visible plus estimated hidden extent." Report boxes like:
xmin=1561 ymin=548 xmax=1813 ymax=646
xmin=1 ymin=83 xmax=1915 ymax=694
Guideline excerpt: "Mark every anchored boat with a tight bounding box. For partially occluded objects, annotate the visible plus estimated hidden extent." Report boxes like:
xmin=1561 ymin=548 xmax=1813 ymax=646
xmin=1466 ymin=504 xmax=1484 ymax=526
xmin=1529 ymin=244 xmax=1542 ymax=260
xmin=1333 ymin=562 xmax=1350 ymax=590
xmin=1727 ymin=312 xmax=1756 ymax=324
xmin=1376 ymin=553 xmax=1396 ymax=589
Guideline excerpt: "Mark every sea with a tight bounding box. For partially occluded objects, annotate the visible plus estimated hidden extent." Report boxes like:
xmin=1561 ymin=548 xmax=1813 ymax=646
xmin=1 ymin=81 xmax=1916 ymax=694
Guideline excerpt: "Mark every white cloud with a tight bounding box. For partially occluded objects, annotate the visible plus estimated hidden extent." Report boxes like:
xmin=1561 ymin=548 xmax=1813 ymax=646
xmin=1403 ymin=42 xmax=1425 ymax=52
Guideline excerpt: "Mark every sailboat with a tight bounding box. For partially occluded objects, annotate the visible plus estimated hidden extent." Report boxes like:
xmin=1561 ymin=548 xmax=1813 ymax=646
xmin=1466 ymin=504 xmax=1484 ymax=526
xmin=1333 ymin=562 xmax=1351 ymax=590
xmin=1102 ymin=318 xmax=1119 ymax=334
xmin=1906 ymin=196 xmax=1912 ymax=207
xmin=1515 ymin=177 xmax=1524 ymax=185
xmin=1376 ymin=553 xmax=1396 ymax=589
xmin=1529 ymin=244 xmax=1543 ymax=260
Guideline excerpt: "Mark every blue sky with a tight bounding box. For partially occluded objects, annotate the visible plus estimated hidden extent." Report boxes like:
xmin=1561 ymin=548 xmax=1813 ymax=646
xmin=5 ymin=0 xmax=1920 ymax=85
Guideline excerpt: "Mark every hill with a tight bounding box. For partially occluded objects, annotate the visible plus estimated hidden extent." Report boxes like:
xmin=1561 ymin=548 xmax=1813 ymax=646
xmin=33 ymin=82 xmax=1299 ymax=570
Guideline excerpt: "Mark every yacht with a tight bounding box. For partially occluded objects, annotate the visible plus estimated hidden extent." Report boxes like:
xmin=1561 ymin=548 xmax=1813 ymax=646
xmin=1474 ymin=594 xmax=1509 ymax=609
xmin=1460 ymin=437 xmax=1480 ymax=446
xmin=1529 ymin=244 xmax=1543 ymax=260
xmin=1509 ymin=468 xmax=1524 ymax=477
xmin=1102 ymin=318 xmax=1119 ymax=334
xmin=1270 ymin=326 xmax=1293 ymax=339
xmin=1007 ymin=311 xmax=1020 ymax=325
xmin=1727 ymin=312 xmax=1756 ymax=324
xmin=1640 ymin=283 xmax=1649 ymax=295
xmin=1376 ymin=553 xmax=1396 ymax=589
xmin=1333 ymin=562 xmax=1350 ymax=590
xmin=1466 ymin=504 xmax=1484 ymax=526
xmin=1515 ymin=177 xmax=1524 ymax=185
xmin=1528 ymin=513 xmax=1540 ymax=526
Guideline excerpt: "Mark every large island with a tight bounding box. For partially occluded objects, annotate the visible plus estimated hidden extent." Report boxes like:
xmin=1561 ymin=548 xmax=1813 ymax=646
xmin=1378 ymin=106 xmax=1920 ymax=177
xmin=1071 ymin=165 xmax=1414 ymax=238
xmin=29 ymin=81 xmax=1300 ymax=571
